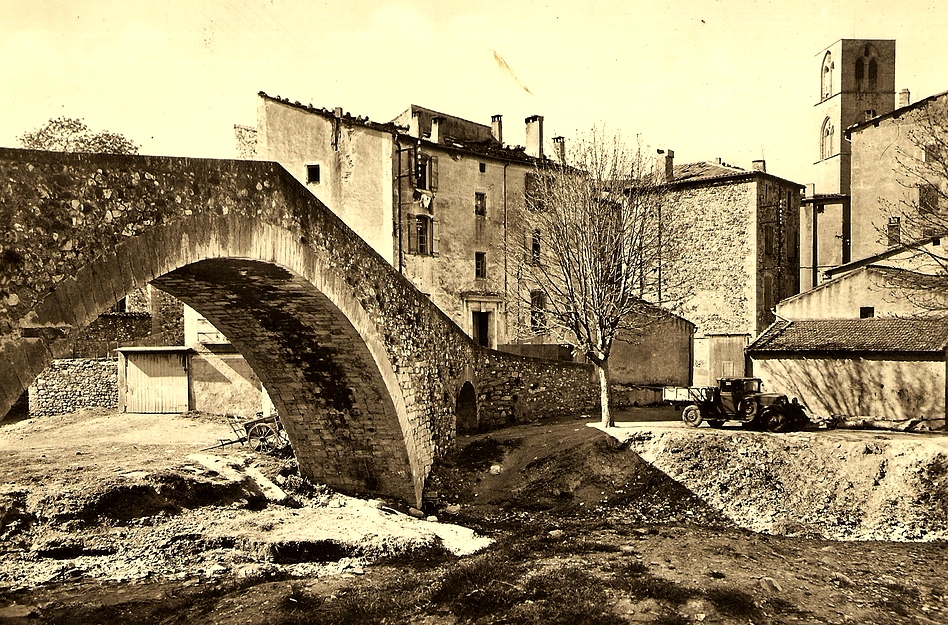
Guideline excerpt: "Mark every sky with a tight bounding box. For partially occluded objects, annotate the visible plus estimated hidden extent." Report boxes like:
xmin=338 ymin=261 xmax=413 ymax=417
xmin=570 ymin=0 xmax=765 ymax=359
xmin=1 ymin=0 xmax=947 ymax=186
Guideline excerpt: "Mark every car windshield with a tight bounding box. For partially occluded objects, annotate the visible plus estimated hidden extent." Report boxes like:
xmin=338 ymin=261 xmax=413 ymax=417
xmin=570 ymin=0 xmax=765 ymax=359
xmin=743 ymin=379 xmax=761 ymax=392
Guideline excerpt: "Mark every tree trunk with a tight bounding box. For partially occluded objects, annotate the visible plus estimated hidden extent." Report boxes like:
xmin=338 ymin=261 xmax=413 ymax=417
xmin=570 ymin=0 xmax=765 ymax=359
xmin=597 ymin=359 xmax=613 ymax=427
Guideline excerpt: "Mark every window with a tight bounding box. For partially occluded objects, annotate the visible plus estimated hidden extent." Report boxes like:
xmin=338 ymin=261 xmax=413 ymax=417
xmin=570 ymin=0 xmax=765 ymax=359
xmin=763 ymin=224 xmax=775 ymax=256
xmin=925 ymin=143 xmax=943 ymax=163
xmin=407 ymin=214 xmax=438 ymax=256
xmin=868 ymin=58 xmax=878 ymax=91
xmin=860 ymin=306 xmax=875 ymax=318
xmin=821 ymin=51 xmax=833 ymax=101
xmin=475 ymin=252 xmax=486 ymax=278
xmin=306 ymin=164 xmax=320 ymax=184
xmin=531 ymin=229 xmax=541 ymax=265
xmin=820 ymin=118 xmax=835 ymax=160
xmin=479 ymin=162 xmax=486 ymax=173
xmin=474 ymin=192 xmax=487 ymax=216
xmin=524 ymin=172 xmax=548 ymax=211
xmin=887 ymin=216 xmax=901 ymax=247
xmin=416 ymin=154 xmax=438 ymax=191
xmin=920 ymin=184 xmax=940 ymax=214
xmin=530 ymin=290 xmax=546 ymax=333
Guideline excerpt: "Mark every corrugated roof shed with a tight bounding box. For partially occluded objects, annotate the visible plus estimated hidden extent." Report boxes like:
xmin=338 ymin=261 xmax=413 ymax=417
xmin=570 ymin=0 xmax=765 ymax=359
xmin=748 ymin=318 xmax=948 ymax=353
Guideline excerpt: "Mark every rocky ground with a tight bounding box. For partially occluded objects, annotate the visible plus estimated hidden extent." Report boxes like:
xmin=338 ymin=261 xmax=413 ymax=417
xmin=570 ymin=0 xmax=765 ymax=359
xmin=0 ymin=406 xmax=947 ymax=623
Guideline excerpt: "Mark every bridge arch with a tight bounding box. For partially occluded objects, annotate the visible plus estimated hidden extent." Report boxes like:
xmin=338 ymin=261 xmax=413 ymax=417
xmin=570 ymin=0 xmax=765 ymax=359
xmin=0 ymin=149 xmax=597 ymax=506
xmin=0 ymin=151 xmax=480 ymax=506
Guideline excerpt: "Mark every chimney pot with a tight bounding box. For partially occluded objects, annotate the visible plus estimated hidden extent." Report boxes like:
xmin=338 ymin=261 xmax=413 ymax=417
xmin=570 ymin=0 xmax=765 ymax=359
xmin=525 ymin=115 xmax=544 ymax=158
xmin=552 ymin=136 xmax=565 ymax=163
xmin=752 ymin=159 xmax=766 ymax=173
xmin=898 ymin=88 xmax=911 ymax=107
xmin=491 ymin=114 xmax=503 ymax=143
xmin=654 ymin=148 xmax=674 ymax=184
xmin=430 ymin=116 xmax=444 ymax=144
xmin=408 ymin=111 xmax=421 ymax=138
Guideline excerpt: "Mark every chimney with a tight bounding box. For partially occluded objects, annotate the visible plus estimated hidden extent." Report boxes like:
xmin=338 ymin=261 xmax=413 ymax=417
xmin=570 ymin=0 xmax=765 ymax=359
xmin=525 ymin=115 xmax=544 ymax=158
xmin=430 ymin=116 xmax=444 ymax=144
xmin=806 ymin=183 xmax=816 ymax=198
xmin=654 ymin=149 xmax=674 ymax=184
xmin=864 ymin=109 xmax=877 ymax=121
xmin=898 ymin=88 xmax=911 ymax=107
xmin=553 ymin=136 xmax=565 ymax=163
xmin=751 ymin=159 xmax=766 ymax=173
xmin=491 ymin=114 xmax=503 ymax=143
xmin=408 ymin=111 xmax=421 ymax=138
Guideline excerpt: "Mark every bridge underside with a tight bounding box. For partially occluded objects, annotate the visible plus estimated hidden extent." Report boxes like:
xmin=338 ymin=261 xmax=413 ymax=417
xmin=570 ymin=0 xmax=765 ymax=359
xmin=153 ymin=258 xmax=415 ymax=502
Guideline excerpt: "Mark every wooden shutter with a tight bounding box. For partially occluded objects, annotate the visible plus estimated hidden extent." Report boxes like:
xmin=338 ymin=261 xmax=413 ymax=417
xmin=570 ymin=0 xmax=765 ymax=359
xmin=431 ymin=218 xmax=440 ymax=255
xmin=430 ymin=156 xmax=439 ymax=191
xmin=406 ymin=213 xmax=418 ymax=254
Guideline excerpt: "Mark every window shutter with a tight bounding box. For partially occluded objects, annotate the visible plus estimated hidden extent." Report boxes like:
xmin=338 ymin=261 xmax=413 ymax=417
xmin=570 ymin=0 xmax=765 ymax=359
xmin=406 ymin=213 xmax=418 ymax=254
xmin=430 ymin=156 xmax=439 ymax=191
xmin=431 ymin=218 xmax=440 ymax=255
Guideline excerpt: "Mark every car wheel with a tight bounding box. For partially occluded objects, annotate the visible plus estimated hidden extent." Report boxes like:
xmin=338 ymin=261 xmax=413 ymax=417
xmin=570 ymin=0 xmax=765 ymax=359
xmin=766 ymin=408 xmax=789 ymax=433
xmin=738 ymin=398 xmax=759 ymax=418
xmin=682 ymin=405 xmax=703 ymax=428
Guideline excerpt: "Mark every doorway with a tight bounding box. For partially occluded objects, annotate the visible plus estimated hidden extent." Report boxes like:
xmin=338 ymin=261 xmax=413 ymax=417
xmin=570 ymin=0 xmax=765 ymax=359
xmin=472 ymin=311 xmax=491 ymax=347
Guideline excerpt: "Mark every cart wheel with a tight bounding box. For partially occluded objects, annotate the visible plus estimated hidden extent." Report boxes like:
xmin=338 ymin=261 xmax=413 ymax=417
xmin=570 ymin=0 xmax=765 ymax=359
xmin=682 ymin=405 xmax=703 ymax=428
xmin=248 ymin=423 xmax=277 ymax=452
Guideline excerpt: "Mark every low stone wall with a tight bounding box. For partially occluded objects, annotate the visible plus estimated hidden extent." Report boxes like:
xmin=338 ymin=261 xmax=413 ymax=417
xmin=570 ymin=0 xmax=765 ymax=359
xmin=474 ymin=350 xmax=598 ymax=429
xmin=29 ymin=358 xmax=118 ymax=417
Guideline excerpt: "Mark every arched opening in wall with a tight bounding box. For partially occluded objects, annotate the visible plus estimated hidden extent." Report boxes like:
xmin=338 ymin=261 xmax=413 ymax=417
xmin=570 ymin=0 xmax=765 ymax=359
xmin=821 ymin=51 xmax=833 ymax=101
xmin=820 ymin=117 xmax=835 ymax=161
xmin=456 ymin=381 xmax=477 ymax=433
xmin=148 ymin=257 xmax=416 ymax=502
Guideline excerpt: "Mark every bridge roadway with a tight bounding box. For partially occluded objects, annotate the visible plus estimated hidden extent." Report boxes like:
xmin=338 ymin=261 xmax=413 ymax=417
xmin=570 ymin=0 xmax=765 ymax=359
xmin=0 ymin=148 xmax=595 ymax=506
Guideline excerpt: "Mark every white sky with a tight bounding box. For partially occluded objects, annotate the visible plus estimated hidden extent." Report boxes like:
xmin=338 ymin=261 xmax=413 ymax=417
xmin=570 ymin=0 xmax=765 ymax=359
xmin=1 ymin=0 xmax=946 ymax=185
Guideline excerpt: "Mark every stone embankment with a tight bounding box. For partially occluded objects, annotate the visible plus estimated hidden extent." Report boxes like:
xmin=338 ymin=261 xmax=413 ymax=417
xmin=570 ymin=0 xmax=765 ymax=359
xmin=603 ymin=424 xmax=948 ymax=542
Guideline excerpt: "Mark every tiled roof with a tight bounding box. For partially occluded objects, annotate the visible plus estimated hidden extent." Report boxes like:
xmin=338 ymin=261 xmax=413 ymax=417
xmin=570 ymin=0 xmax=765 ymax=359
xmin=846 ymin=89 xmax=948 ymax=136
xmin=748 ymin=318 xmax=948 ymax=353
xmin=421 ymin=134 xmax=543 ymax=165
xmin=671 ymin=161 xmax=746 ymax=182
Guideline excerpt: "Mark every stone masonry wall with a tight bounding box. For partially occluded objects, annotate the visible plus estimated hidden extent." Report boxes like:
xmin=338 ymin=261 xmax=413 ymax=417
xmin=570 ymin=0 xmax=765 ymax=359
xmin=73 ymin=312 xmax=152 ymax=358
xmin=474 ymin=349 xmax=598 ymax=429
xmin=29 ymin=358 xmax=118 ymax=417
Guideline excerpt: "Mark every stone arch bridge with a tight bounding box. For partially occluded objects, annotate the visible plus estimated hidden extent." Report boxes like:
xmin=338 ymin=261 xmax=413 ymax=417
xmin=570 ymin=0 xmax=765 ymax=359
xmin=0 ymin=149 xmax=595 ymax=506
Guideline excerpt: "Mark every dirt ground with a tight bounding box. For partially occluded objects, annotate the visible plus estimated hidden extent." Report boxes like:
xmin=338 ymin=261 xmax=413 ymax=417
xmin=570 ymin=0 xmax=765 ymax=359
xmin=1 ymin=406 xmax=947 ymax=624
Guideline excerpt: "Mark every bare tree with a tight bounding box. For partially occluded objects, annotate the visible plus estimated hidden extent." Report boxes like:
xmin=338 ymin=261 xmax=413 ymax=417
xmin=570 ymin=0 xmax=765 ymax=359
xmin=880 ymin=97 xmax=948 ymax=311
xmin=19 ymin=117 xmax=139 ymax=154
xmin=513 ymin=129 xmax=687 ymax=427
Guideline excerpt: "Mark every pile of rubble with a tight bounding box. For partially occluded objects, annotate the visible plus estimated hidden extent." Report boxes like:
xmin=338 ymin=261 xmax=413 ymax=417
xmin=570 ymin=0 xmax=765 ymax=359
xmin=616 ymin=427 xmax=948 ymax=541
xmin=0 ymin=453 xmax=489 ymax=591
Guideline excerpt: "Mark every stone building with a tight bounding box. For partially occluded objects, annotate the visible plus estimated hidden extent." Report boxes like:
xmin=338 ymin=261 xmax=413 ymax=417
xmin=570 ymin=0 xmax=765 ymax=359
xmin=846 ymin=90 xmax=948 ymax=260
xmin=801 ymin=39 xmax=898 ymax=290
xmin=252 ymin=93 xmax=553 ymax=349
xmin=647 ymin=155 xmax=803 ymax=385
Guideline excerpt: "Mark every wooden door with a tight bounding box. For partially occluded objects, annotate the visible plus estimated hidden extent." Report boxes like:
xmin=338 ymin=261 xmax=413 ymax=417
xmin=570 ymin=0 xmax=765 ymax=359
xmin=125 ymin=352 xmax=189 ymax=413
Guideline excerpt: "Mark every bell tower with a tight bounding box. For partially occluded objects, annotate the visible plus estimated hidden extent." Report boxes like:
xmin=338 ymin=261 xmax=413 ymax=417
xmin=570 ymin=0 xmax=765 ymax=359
xmin=812 ymin=39 xmax=896 ymax=195
xmin=801 ymin=39 xmax=896 ymax=291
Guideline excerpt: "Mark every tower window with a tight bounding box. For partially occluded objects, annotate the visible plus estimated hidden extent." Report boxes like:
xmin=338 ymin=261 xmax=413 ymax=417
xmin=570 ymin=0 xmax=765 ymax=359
xmin=475 ymin=252 xmax=487 ymax=278
xmin=820 ymin=118 xmax=835 ymax=160
xmin=868 ymin=58 xmax=878 ymax=91
xmin=306 ymin=164 xmax=320 ymax=184
xmin=479 ymin=162 xmax=486 ymax=173
xmin=821 ymin=51 xmax=833 ymax=101
xmin=860 ymin=306 xmax=875 ymax=318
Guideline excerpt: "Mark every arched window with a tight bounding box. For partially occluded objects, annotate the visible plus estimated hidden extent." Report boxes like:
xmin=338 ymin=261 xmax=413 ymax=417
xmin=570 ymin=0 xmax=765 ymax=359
xmin=855 ymin=57 xmax=865 ymax=89
xmin=820 ymin=118 xmax=835 ymax=160
xmin=821 ymin=52 xmax=833 ymax=100
xmin=868 ymin=58 xmax=878 ymax=91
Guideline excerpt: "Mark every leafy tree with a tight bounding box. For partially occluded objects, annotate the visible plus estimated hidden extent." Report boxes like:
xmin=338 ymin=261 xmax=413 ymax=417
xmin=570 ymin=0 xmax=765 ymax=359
xmin=514 ymin=129 xmax=687 ymax=427
xmin=18 ymin=116 xmax=139 ymax=154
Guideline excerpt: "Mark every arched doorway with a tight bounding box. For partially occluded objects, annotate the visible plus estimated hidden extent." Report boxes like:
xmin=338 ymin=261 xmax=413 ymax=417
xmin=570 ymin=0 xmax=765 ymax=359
xmin=456 ymin=382 xmax=477 ymax=433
